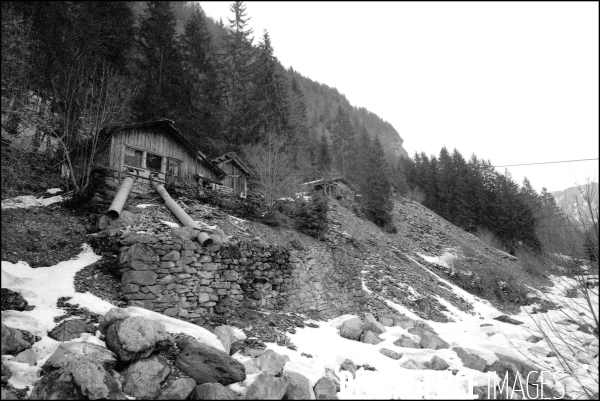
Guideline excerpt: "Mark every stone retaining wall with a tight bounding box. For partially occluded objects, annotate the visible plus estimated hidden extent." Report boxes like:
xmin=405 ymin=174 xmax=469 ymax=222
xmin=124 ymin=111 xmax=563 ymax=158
xmin=118 ymin=227 xmax=366 ymax=319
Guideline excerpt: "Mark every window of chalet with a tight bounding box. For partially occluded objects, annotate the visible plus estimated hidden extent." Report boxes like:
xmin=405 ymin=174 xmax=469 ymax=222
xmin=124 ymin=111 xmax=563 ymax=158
xmin=167 ymin=158 xmax=181 ymax=178
xmin=146 ymin=152 xmax=163 ymax=172
xmin=124 ymin=147 xmax=143 ymax=168
xmin=124 ymin=146 xmax=164 ymax=173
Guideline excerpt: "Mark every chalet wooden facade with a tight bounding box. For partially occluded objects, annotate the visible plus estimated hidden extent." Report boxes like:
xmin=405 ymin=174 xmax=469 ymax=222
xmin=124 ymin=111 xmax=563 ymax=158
xmin=211 ymin=152 xmax=252 ymax=198
xmin=96 ymin=119 xmax=225 ymax=185
xmin=302 ymin=176 xmax=357 ymax=201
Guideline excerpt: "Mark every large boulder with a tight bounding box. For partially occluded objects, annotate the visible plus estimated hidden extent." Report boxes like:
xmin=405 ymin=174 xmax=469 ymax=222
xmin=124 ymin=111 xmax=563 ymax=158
xmin=495 ymin=353 xmax=540 ymax=384
xmin=379 ymin=348 xmax=402 ymax=360
xmin=484 ymin=361 xmax=521 ymax=387
xmin=377 ymin=314 xmax=396 ymax=327
xmin=0 ymin=288 xmax=30 ymax=311
xmin=363 ymin=313 xmax=386 ymax=335
xmin=122 ymin=355 xmax=170 ymax=399
xmin=407 ymin=326 xmax=434 ymax=338
xmin=419 ymin=333 xmax=449 ymax=350
xmin=339 ymin=318 xmax=363 ymax=341
xmin=242 ymin=358 xmax=260 ymax=374
xmin=30 ymin=359 xmax=125 ymax=400
xmin=48 ymin=319 xmax=96 ymax=342
xmin=245 ymin=373 xmax=287 ymax=399
xmin=424 ymin=355 xmax=449 ymax=371
xmin=284 ymin=370 xmax=316 ymax=400
xmin=99 ymin=308 xmax=132 ymax=335
xmin=120 ymin=243 xmax=156 ymax=269
xmin=324 ymin=368 xmax=340 ymax=392
xmin=255 ymin=349 xmax=290 ymax=374
xmin=393 ymin=336 xmax=421 ymax=349
xmin=453 ymin=347 xmax=488 ymax=372
xmin=43 ymin=342 xmax=117 ymax=373
xmin=14 ymin=348 xmax=36 ymax=365
xmin=394 ymin=316 xmax=415 ymax=329
xmin=192 ymin=382 xmax=238 ymax=400
xmin=106 ymin=316 xmax=171 ymax=362
xmin=213 ymin=325 xmax=238 ymax=355
xmin=175 ymin=337 xmax=245 ymax=385
xmin=314 ymin=376 xmax=338 ymax=400
xmin=359 ymin=330 xmax=383 ymax=345
xmin=1 ymin=361 xmax=11 ymax=384
xmin=401 ymin=359 xmax=427 ymax=370
xmin=1 ymin=324 xmax=37 ymax=356
xmin=156 ymin=378 xmax=197 ymax=400
xmin=229 ymin=338 xmax=266 ymax=357
xmin=378 ymin=314 xmax=415 ymax=329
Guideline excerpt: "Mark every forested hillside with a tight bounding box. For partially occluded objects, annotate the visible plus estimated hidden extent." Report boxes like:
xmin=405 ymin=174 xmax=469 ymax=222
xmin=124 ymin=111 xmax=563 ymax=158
xmin=2 ymin=1 xmax=596 ymax=259
xmin=2 ymin=0 xmax=407 ymax=230
xmin=400 ymin=147 xmax=597 ymax=260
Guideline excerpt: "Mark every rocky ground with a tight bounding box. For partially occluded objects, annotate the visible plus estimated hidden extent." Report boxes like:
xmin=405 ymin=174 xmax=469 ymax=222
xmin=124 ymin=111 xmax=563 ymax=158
xmin=2 ymin=188 xmax=596 ymax=399
xmin=1 ymin=204 xmax=91 ymax=267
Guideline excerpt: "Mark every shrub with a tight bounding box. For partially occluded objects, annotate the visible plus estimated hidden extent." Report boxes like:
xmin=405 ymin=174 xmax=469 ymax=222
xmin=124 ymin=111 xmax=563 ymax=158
xmin=1 ymin=146 xmax=63 ymax=199
xmin=295 ymin=193 xmax=329 ymax=239
xmin=260 ymin=210 xmax=293 ymax=228
xmin=475 ymin=226 xmax=507 ymax=252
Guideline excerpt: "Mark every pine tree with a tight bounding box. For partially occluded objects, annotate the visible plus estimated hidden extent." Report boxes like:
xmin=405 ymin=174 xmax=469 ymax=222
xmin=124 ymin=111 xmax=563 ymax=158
xmin=179 ymin=4 xmax=222 ymax=152
xmin=361 ymin=136 xmax=395 ymax=232
xmin=451 ymin=149 xmax=474 ymax=228
xmin=317 ymin=135 xmax=333 ymax=177
xmin=221 ymin=0 xmax=256 ymax=148
xmin=330 ymin=106 xmax=356 ymax=177
xmin=437 ymin=146 xmax=454 ymax=221
xmin=135 ymin=1 xmax=185 ymax=120
xmin=249 ymin=31 xmax=288 ymax=142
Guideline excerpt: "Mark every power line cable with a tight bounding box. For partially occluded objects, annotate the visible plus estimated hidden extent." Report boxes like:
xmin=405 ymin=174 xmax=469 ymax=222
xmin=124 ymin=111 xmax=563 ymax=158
xmin=492 ymin=158 xmax=599 ymax=168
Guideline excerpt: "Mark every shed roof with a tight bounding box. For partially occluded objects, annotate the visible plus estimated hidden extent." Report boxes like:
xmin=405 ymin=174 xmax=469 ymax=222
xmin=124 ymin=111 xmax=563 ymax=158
xmin=106 ymin=119 xmax=225 ymax=177
xmin=212 ymin=152 xmax=253 ymax=176
xmin=302 ymin=176 xmax=358 ymax=192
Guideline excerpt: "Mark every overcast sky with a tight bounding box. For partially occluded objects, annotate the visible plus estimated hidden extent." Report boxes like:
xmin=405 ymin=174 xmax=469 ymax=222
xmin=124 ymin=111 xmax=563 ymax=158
xmin=200 ymin=1 xmax=599 ymax=193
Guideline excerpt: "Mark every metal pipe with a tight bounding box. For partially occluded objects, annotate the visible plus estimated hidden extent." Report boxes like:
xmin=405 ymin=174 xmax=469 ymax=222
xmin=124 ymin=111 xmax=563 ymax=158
xmin=106 ymin=172 xmax=136 ymax=220
xmin=197 ymin=232 xmax=213 ymax=246
xmin=151 ymin=177 xmax=202 ymax=230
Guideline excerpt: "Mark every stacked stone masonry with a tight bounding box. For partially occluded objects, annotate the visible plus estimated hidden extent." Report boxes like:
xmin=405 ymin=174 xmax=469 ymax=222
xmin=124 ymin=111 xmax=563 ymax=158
xmin=118 ymin=227 xmax=367 ymax=318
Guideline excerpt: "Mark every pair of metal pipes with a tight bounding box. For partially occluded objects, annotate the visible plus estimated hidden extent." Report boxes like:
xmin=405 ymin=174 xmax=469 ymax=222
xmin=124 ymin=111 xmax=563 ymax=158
xmin=104 ymin=171 xmax=213 ymax=246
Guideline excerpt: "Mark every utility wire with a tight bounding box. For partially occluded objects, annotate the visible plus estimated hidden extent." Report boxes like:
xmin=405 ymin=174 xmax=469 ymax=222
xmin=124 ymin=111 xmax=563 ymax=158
xmin=492 ymin=158 xmax=598 ymax=168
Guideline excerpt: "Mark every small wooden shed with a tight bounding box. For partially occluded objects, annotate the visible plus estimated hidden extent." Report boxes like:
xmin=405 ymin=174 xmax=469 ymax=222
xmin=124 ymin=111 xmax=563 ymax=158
xmin=96 ymin=119 xmax=225 ymax=185
xmin=302 ymin=176 xmax=357 ymax=201
xmin=211 ymin=152 xmax=253 ymax=198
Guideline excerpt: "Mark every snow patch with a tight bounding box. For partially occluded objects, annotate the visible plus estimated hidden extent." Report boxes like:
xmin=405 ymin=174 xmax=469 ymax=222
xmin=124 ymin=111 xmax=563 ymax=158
xmin=1 ymin=194 xmax=64 ymax=209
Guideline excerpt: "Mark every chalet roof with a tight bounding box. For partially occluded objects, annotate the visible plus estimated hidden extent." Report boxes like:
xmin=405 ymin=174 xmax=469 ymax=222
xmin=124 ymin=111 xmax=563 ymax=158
xmin=302 ymin=176 xmax=358 ymax=192
xmin=107 ymin=119 xmax=225 ymax=177
xmin=212 ymin=152 xmax=253 ymax=176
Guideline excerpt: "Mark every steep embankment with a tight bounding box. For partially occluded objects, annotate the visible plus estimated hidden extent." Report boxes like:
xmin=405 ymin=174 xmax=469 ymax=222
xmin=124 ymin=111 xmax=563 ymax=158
xmin=2 ymin=191 xmax=597 ymax=399
xmin=324 ymin=196 xmax=553 ymax=322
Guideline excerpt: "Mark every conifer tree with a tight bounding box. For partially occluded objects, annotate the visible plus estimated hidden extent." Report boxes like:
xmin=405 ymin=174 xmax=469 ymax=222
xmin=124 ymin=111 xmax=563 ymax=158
xmin=135 ymin=1 xmax=185 ymax=120
xmin=250 ymin=31 xmax=288 ymax=141
xmin=330 ymin=106 xmax=356 ymax=177
xmin=221 ymin=0 xmax=256 ymax=148
xmin=317 ymin=135 xmax=333 ymax=177
xmin=361 ymin=136 xmax=395 ymax=232
xmin=437 ymin=146 xmax=454 ymax=221
xmin=179 ymin=4 xmax=222 ymax=151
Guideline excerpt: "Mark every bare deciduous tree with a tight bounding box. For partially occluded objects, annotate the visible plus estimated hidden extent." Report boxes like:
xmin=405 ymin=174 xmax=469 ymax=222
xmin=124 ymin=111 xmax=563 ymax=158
xmin=243 ymin=132 xmax=302 ymax=210
xmin=52 ymin=61 xmax=136 ymax=193
xmin=510 ymin=179 xmax=599 ymax=399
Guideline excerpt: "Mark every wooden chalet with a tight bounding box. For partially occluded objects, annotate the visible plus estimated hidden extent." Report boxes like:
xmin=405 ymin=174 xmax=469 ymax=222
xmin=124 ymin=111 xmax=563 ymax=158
xmin=96 ymin=119 xmax=225 ymax=185
xmin=211 ymin=152 xmax=253 ymax=198
xmin=302 ymin=176 xmax=358 ymax=201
